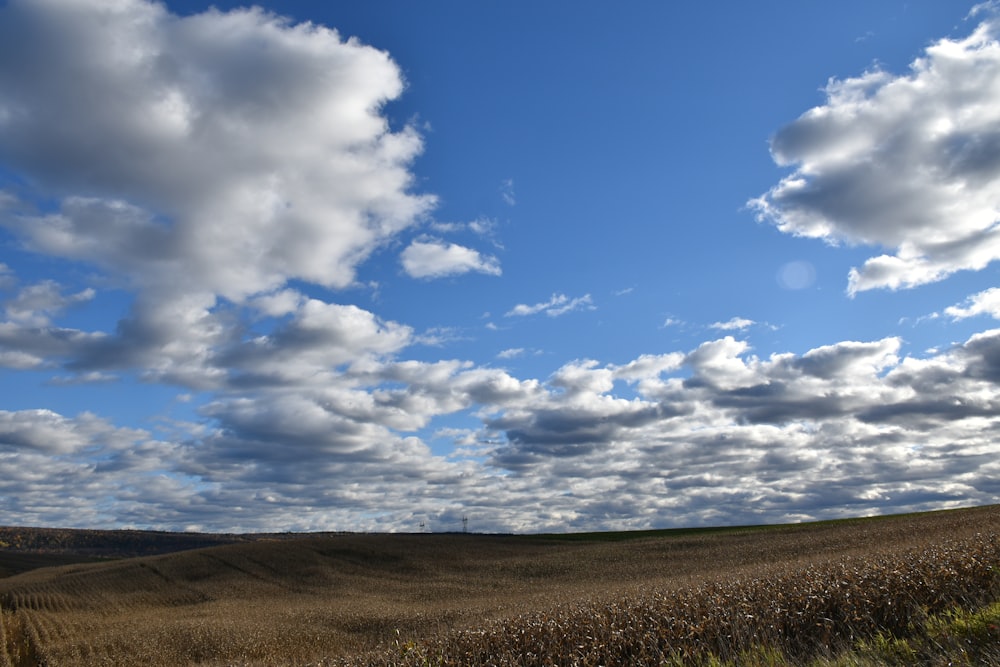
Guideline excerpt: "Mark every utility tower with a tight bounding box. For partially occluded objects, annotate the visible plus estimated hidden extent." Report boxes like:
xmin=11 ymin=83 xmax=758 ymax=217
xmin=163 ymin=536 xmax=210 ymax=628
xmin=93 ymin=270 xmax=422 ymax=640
xmin=462 ymin=515 xmax=468 ymax=533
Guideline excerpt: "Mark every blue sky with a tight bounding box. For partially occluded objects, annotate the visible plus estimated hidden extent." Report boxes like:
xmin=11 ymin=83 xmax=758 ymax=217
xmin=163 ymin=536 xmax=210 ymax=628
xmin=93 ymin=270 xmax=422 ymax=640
xmin=1 ymin=0 xmax=999 ymax=532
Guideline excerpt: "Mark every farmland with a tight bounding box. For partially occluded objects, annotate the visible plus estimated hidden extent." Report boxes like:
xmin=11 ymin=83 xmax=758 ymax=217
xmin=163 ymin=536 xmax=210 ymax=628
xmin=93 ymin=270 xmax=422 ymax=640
xmin=0 ymin=505 xmax=998 ymax=666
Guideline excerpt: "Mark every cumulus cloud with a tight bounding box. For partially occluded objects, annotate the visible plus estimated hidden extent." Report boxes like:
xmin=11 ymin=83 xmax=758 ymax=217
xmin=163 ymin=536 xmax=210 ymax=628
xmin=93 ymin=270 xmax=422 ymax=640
xmin=221 ymin=297 xmax=414 ymax=388
xmin=0 ymin=0 xmax=434 ymax=331
xmin=0 ymin=0 xmax=499 ymax=531
xmin=0 ymin=0 xmax=460 ymax=388
xmin=750 ymin=11 xmax=1000 ymax=294
xmin=945 ymin=287 xmax=1000 ymax=319
xmin=476 ymin=331 xmax=1000 ymax=529
xmin=0 ymin=318 xmax=107 ymax=371
xmin=400 ymin=239 xmax=501 ymax=278
xmin=506 ymin=293 xmax=595 ymax=317
xmin=2 ymin=279 xmax=94 ymax=326
xmin=2 ymin=328 xmax=1000 ymax=531
xmin=612 ymin=353 xmax=685 ymax=382
xmin=0 ymin=409 xmax=152 ymax=456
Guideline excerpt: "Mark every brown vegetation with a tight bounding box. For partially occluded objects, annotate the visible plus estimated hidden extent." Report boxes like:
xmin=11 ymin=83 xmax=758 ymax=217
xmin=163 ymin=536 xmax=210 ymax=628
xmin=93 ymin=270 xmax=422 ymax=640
xmin=0 ymin=505 xmax=998 ymax=666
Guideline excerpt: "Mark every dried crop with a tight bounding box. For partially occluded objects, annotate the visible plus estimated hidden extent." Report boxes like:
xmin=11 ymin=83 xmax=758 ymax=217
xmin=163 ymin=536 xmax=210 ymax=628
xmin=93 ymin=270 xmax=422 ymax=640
xmin=0 ymin=505 xmax=998 ymax=666
xmin=343 ymin=532 xmax=1000 ymax=666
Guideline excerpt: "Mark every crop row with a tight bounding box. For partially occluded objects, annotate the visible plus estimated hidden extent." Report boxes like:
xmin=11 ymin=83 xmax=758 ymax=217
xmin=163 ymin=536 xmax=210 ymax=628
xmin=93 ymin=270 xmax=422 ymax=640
xmin=345 ymin=532 xmax=1000 ymax=666
xmin=0 ymin=608 xmax=45 ymax=667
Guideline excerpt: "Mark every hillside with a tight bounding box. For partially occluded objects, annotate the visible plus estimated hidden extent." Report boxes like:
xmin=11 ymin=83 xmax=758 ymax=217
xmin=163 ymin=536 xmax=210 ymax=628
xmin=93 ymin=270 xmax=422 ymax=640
xmin=0 ymin=526 xmax=264 ymax=579
xmin=0 ymin=505 xmax=998 ymax=665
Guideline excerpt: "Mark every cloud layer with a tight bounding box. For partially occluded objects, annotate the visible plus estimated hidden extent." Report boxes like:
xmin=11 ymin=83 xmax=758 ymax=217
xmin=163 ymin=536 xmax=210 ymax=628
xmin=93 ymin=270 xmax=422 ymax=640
xmin=0 ymin=1 xmax=997 ymax=533
xmin=2 ymin=328 xmax=998 ymax=532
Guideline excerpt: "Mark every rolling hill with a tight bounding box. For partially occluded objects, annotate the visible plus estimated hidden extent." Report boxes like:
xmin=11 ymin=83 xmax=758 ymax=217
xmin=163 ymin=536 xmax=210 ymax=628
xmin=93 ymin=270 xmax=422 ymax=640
xmin=0 ymin=505 xmax=998 ymax=665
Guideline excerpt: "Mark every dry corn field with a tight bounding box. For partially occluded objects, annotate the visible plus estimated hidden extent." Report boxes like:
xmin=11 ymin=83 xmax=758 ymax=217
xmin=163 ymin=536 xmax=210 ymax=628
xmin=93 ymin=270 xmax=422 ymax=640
xmin=0 ymin=505 xmax=998 ymax=666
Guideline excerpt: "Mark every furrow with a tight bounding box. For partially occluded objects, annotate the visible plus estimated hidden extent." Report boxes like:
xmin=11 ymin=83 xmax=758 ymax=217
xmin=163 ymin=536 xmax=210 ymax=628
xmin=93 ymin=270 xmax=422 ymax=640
xmin=0 ymin=608 xmax=11 ymax=667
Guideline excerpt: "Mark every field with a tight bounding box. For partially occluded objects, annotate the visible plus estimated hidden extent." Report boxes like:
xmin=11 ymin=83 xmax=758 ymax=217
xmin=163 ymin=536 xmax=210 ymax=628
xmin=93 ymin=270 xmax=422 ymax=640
xmin=0 ymin=506 xmax=998 ymax=666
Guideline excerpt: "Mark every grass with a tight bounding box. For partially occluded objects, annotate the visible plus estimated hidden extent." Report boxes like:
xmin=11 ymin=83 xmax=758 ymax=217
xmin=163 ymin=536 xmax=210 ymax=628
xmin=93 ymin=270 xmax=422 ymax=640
xmin=0 ymin=505 xmax=997 ymax=665
xmin=811 ymin=600 xmax=1000 ymax=666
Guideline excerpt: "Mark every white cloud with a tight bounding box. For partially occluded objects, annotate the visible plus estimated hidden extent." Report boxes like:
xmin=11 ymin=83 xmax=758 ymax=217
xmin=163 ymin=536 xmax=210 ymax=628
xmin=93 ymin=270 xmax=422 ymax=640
xmin=612 ymin=353 xmax=685 ymax=382
xmin=0 ymin=0 xmax=998 ymax=534
xmin=945 ymin=287 xmax=1000 ymax=319
xmin=481 ymin=330 xmax=1000 ymax=529
xmin=0 ymin=0 xmax=443 ymax=387
xmin=400 ymin=239 xmax=501 ymax=279
xmin=0 ymin=318 xmax=108 ymax=371
xmin=751 ymin=12 xmax=1000 ymax=294
xmin=429 ymin=217 xmax=496 ymax=237
xmin=219 ymin=298 xmax=415 ymax=389
xmin=0 ymin=0 xmax=434 ymax=301
xmin=248 ymin=289 xmax=305 ymax=318
xmin=468 ymin=217 xmax=497 ymax=235
xmin=497 ymin=347 xmax=525 ymax=359
xmin=971 ymin=2 xmax=1000 ymax=19
xmin=684 ymin=336 xmax=762 ymax=390
xmin=709 ymin=316 xmax=755 ymax=331
xmin=1 ymin=328 xmax=1000 ymax=532
xmin=506 ymin=293 xmax=595 ymax=318
xmin=0 ymin=409 xmax=146 ymax=455
xmin=3 ymin=280 xmax=94 ymax=326
xmin=794 ymin=338 xmax=900 ymax=380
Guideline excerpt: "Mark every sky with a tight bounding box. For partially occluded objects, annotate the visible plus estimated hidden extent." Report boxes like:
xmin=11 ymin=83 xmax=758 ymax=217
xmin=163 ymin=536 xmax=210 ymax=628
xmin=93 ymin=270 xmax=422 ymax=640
xmin=1 ymin=0 xmax=999 ymax=533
